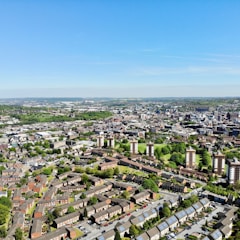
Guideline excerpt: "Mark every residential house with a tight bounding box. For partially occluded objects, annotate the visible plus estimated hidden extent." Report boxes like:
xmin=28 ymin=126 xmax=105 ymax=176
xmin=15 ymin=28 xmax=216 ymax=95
xmin=33 ymin=228 xmax=67 ymax=240
xmin=131 ymin=191 xmax=150 ymax=204
xmin=18 ymin=199 xmax=34 ymax=214
xmin=157 ymin=221 xmax=169 ymax=237
xmin=33 ymin=184 xmax=43 ymax=193
xmin=185 ymin=206 xmax=196 ymax=219
xmin=200 ymin=198 xmax=211 ymax=209
xmin=130 ymin=214 xmax=146 ymax=228
xmin=13 ymin=189 xmax=22 ymax=201
xmin=34 ymin=205 xmax=45 ymax=219
xmin=96 ymin=229 xmax=115 ymax=240
xmin=93 ymin=201 xmax=109 ymax=213
xmin=210 ymin=229 xmax=223 ymax=240
xmin=192 ymin=201 xmax=203 ymax=214
xmin=175 ymin=210 xmax=187 ymax=224
xmin=220 ymin=225 xmax=232 ymax=239
xmin=136 ymin=232 xmax=150 ymax=240
xmin=86 ymin=206 xmax=95 ymax=218
xmin=88 ymin=176 xmax=104 ymax=186
xmin=113 ymin=181 xmax=132 ymax=192
xmin=115 ymin=221 xmax=131 ymax=238
xmin=165 ymin=215 xmax=179 ymax=231
xmin=93 ymin=210 xmax=109 ymax=223
xmin=99 ymin=161 xmax=118 ymax=171
xmin=143 ymin=208 xmax=158 ymax=221
xmin=44 ymin=187 xmax=57 ymax=201
xmin=107 ymin=205 xmax=122 ymax=218
xmin=166 ymin=198 xmax=179 ymax=209
xmin=146 ymin=226 xmax=160 ymax=240
xmin=53 ymin=211 xmax=80 ymax=228
xmin=31 ymin=220 xmax=42 ymax=239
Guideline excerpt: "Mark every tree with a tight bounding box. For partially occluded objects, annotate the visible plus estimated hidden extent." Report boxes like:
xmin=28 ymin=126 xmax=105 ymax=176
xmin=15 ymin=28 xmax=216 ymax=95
xmin=122 ymin=190 xmax=130 ymax=200
xmin=81 ymin=174 xmax=89 ymax=184
xmin=89 ymin=196 xmax=98 ymax=205
xmin=162 ymin=146 xmax=170 ymax=155
xmin=154 ymin=147 xmax=162 ymax=160
xmin=52 ymin=207 xmax=62 ymax=218
xmin=170 ymin=152 xmax=184 ymax=165
xmin=67 ymin=206 xmax=75 ymax=214
xmin=0 ymin=166 xmax=6 ymax=175
xmin=0 ymin=196 xmax=12 ymax=209
xmin=201 ymin=150 xmax=211 ymax=166
xmin=0 ymin=204 xmax=9 ymax=225
xmin=15 ymin=227 xmax=23 ymax=240
xmin=234 ymin=180 xmax=240 ymax=191
xmin=0 ymin=226 xmax=7 ymax=238
xmin=142 ymin=179 xmax=159 ymax=192
xmin=42 ymin=167 xmax=53 ymax=176
xmin=46 ymin=212 xmax=54 ymax=224
xmin=182 ymin=199 xmax=192 ymax=208
xmin=162 ymin=205 xmax=171 ymax=217
xmin=114 ymin=230 xmax=121 ymax=240
xmin=114 ymin=167 xmax=120 ymax=175
xmin=129 ymin=225 xmax=140 ymax=237
xmin=80 ymin=193 xmax=86 ymax=199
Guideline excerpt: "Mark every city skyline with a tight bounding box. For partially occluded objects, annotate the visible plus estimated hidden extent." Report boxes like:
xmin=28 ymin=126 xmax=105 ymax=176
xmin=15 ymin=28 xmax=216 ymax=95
xmin=1 ymin=1 xmax=240 ymax=97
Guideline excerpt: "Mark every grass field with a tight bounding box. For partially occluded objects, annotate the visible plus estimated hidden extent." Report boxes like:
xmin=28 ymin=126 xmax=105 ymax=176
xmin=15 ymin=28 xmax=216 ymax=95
xmin=118 ymin=165 xmax=148 ymax=177
xmin=138 ymin=143 xmax=167 ymax=154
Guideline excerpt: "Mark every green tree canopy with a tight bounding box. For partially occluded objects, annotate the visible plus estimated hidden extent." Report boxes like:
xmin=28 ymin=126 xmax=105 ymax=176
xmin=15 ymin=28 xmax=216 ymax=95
xmin=15 ymin=227 xmax=24 ymax=240
xmin=0 ymin=196 xmax=12 ymax=209
xmin=114 ymin=230 xmax=121 ymax=240
xmin=129 ymin=225 xmax=140 ymax=237
xmin=67 ymin=206 xmax=75 ymax=214
xmin=142 ymin=179 xmax=159 ymax=193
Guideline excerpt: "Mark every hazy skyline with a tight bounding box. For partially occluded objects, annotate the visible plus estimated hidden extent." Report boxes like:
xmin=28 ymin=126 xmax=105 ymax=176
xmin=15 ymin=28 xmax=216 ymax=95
xmin=1 ymin=1 xmax=240 ymax=97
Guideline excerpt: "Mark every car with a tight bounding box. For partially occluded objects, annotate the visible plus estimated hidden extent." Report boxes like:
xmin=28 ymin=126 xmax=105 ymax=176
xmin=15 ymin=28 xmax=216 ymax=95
xmin=184 ymin=233 xmax=189 ymax=238
xmin=127 ymin=213 xmax=131 ymax=216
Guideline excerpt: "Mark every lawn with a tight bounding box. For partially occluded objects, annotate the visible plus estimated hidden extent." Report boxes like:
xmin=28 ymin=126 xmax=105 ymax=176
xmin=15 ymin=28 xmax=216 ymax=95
xmin=138 ymin=143 xmax=167 ymax=154
xmin=118 ymin=165 xmax=148 ymax=177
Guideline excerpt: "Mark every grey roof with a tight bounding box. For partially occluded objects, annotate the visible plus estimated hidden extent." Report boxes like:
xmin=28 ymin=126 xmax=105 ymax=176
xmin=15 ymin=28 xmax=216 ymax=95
xmin=202 ymin=237 xmax=210 ymax=240
xmin=175 ymin=210 xmax=187 ymax=220
xmin=192 ymin=201 xmax=203 ymax=211
xmin=185 ymin=206 xmax=195 ymax=215
xmin=146 ymin=227 xmax=160 ymax=238
xmin=150 ymin=208 xmax=157 ymax=214
xmin=136 ymin=232 xmax=150 ymax=240
xmin=157 ymin=221 xmax=168 ymax=231
xmin=210 ymin=229 xmax=223 ymax=240
xmin=143 ymin=211 xmax=149 ymax=218
xmin=200 ymin=198 xmax=210 ymax=206
xmin=118 ymin=225 xmax=125 ymax=233
xmin=166 ymin=215 xmax=178 ymax=226
xmin=116 ymin=221 xmax=131 ymax=233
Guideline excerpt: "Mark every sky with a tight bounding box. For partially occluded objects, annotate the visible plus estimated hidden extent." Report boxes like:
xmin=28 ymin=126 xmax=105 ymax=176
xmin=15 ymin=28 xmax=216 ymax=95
xmin=1 ymin=0 xmax=240 ymax=98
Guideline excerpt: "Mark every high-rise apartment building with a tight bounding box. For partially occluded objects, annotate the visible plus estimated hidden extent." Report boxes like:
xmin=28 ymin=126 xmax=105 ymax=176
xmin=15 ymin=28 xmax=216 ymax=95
xmin=212 ymin=151 xmax=225 ymax=175
xmin=227 ymin=158 xmax=240 ymax=184
xmin=130 ymin=139 xmax=138 ymax=155
xmin=107 ymin=136 xmax=115 ymax=148
xmin=96 ymin=134 xmax=104 ymax=148
xmin=185 ymin=146 xmax=196 ymax=169
xmin=146 ymin=142 xmax=154 ymax=158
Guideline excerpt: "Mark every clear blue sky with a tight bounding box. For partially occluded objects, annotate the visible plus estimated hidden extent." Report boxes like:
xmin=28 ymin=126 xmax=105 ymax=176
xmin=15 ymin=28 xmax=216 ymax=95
xmin=1 ymin=0 xmax=240 ymax=98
